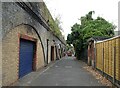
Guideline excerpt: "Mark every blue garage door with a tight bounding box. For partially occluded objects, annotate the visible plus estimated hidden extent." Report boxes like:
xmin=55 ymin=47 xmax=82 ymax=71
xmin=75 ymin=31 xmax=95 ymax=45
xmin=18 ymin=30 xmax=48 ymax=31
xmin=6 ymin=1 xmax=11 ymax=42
xmin=19 ymin=39 xmax=35 ymax=78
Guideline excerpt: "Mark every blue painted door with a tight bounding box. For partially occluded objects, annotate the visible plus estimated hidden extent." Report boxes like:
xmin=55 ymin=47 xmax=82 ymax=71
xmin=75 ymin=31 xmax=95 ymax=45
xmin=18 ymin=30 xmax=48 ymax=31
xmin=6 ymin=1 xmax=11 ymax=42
xmin=19 ymin=39 xmax=35 ymax=78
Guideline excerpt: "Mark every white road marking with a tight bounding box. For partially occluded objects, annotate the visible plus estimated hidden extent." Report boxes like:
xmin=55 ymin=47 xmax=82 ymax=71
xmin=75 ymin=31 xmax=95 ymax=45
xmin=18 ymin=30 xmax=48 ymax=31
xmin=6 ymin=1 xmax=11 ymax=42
xmin=55 ymin=83 xmax=59 ymax=86
xmin=55 ymin=65 xmax=58 ymax=67
xmin=65 ymin=66 xmax=72 ymax=68
xmin=27 ymin=81 xmax=31 ymax=84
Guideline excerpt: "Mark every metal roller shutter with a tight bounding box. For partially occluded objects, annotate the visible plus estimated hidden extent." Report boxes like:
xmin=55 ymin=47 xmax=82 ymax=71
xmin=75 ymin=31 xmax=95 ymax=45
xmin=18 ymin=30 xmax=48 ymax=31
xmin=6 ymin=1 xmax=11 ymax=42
xmin=19 ymin=39 xmax=35 ymax=78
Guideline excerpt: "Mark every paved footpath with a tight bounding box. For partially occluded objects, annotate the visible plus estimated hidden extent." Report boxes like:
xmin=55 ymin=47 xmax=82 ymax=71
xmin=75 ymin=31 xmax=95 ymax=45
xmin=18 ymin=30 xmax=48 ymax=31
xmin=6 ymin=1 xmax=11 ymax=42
xmin=14 ymin=56 xmax=104 ymax=86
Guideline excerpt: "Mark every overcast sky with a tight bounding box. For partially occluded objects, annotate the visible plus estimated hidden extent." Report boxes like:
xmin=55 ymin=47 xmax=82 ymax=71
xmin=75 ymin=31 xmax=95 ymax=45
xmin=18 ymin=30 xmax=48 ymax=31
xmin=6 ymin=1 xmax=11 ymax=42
xmin=44 ymin=0 xmax=119 ymax=39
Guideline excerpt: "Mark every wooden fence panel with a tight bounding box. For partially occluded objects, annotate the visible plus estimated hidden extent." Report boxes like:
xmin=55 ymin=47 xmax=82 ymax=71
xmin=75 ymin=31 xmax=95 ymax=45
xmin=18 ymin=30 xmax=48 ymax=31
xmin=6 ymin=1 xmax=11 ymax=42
xmin=106 ymin=41 xmax=109 ymax=75
xmin=118 ymin=37 xmax=120 ymax=80
xmin=115 ymin=38 xmax=120 ymax=80
xmin=96 ymin=43 xmax=103 ymax=71
xmin=112 ymin=39 xmax=116 ymax=78
xmin=103 ymin=42 xmax=105 ymax=73
xmin=108 ymin=40 xmax=112 ymax=76
xmin=95 ymin=36 xmax=120 ymax=83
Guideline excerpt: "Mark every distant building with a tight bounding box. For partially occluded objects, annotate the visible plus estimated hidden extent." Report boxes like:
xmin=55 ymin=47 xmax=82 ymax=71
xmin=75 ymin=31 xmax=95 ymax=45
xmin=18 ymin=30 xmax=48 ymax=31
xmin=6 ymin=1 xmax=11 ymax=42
xmin=87 ymin=36 xmax=110 ymax=68
xmin=114 ymin=31 xmax=120 ymax=36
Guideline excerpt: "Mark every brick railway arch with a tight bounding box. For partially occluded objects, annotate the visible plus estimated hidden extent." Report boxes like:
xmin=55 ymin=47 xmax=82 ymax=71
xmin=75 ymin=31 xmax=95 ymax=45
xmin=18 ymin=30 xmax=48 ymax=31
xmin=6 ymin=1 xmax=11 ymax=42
xmin=3 ymin=23 xmax=46 ymax=64
xmin=2 ymin=23 xmax=45 ymax=86
xmin=21 ymin=23 xmax=46 ymax=63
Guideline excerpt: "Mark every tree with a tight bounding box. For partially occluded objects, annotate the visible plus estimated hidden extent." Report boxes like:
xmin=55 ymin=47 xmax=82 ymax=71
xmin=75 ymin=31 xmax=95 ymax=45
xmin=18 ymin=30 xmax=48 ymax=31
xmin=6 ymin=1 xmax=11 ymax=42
xmin=67 ymin=11 xmax=116 ymax=60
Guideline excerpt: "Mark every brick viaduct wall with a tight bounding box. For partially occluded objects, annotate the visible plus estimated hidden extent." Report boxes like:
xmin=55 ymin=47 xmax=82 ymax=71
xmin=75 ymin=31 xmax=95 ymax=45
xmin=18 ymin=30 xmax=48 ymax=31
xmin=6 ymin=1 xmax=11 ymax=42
xmin=2 ymin=2 xmax=66 ymax=86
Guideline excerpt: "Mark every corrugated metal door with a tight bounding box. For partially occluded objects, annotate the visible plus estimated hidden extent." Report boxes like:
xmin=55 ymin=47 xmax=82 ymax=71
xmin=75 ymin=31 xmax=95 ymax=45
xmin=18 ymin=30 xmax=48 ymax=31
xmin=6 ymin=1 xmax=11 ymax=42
xmin=19 ymin=39 xmax=35 ymax=78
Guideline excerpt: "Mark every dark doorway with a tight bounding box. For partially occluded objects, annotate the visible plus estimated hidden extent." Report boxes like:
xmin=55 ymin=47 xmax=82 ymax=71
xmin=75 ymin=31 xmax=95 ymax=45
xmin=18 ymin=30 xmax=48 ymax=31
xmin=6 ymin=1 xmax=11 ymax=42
xmin=51 ymin=46 xmax=54 ymax=61
xmin=46 ymin=39 xmax=49 ymax=64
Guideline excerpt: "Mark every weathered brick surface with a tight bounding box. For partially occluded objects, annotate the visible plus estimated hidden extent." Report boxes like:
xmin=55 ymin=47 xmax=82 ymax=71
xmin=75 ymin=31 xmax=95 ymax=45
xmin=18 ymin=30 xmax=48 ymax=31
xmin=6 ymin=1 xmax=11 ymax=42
xmin=2 ymin=2 xmax=66 ymax=86
xmin=2 ymin=25 xmax=44 ymax=86
xmin=47 ymin=41 xmax=57 ymax=63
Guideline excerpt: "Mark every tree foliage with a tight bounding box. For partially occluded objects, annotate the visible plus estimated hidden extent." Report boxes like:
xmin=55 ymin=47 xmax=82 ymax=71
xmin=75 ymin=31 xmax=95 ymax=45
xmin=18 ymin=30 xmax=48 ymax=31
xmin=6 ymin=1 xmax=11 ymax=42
xmin=67 ymin=11 xmax=116 ymax=60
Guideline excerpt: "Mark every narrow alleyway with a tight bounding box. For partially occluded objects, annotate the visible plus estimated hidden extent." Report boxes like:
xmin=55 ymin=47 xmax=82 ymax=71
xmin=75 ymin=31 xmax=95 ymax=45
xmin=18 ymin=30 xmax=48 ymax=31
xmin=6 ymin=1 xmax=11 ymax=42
xmin=14 ymin=57 xmax=104 ymax=86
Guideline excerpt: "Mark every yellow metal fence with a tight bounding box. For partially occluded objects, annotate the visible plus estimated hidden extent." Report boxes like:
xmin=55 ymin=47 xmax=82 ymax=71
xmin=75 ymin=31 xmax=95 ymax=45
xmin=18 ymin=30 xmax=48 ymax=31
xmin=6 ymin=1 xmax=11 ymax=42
xmin=96 ymin=36 xmax=120 ymax=81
